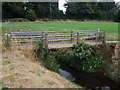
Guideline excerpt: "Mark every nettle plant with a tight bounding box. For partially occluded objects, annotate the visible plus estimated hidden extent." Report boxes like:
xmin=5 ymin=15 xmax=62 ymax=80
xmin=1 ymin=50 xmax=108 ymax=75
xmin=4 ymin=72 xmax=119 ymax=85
xmin=67 ymin=42 xmax=103 ymax=72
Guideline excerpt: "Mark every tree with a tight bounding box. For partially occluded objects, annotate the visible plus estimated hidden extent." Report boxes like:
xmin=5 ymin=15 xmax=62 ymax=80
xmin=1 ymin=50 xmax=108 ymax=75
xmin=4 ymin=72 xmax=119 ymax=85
xmin=114 ymin=9 xmax=120 ymax=22
xmin=66 ymin=2 xmax=117 ymax=20
xmin=25 ymin=9 xmax=37 ymax=21
xmin=32 ymin=2 xmax=51 ymax=18
xmin=2 ymin=2 xmax=119 ymax=21
xmin=2 ymin=2 xmax=24 ymax=19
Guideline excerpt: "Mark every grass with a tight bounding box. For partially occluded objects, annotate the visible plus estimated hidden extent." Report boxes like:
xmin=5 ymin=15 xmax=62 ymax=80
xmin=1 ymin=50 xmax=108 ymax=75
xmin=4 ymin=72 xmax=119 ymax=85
xmin=2 ymin=21 xmax=119 ymax=40
xmin=3 ymin=60 xmax=11 ymax=65
xmin=0 ymin=79 xmax=8 ymax=89
xmin=0 ymin=79 xmax=2 ymax=89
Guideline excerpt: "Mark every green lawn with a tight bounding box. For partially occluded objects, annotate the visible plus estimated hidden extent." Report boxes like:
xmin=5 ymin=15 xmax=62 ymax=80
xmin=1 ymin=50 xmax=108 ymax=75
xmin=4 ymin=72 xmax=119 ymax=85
xmin=2 ymin=21 xmax=119 ymax=40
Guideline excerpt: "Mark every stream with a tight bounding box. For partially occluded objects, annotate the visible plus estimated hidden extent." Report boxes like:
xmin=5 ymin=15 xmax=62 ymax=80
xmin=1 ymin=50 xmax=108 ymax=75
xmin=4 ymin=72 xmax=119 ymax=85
xmin=59 ymin=62 xmax=120 ymax=90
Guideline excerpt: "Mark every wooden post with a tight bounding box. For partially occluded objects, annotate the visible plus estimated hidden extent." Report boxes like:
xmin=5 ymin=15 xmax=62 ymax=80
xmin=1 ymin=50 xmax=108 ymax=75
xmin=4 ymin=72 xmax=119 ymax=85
xmin=102 ymin=31 xmax=106 ymax=47
xmin=71 ymin=31 xmax=73 ymax=43
xmin=42 ymin=31 xmax=44 ymax=38
xmin=31 ymin=37 xmax=33 ymax=48
xmin=96 ymin=29 xmax=100 ymax=41
xmin=45 ymin=32 xmax=48 ymax=50
xmin=6 ymin=34 xmax=11 ymax=50
xmin=6 ymin=34 xmax=9 ymax=47
xmin=77 ymin=32 xmax=79 ymax=44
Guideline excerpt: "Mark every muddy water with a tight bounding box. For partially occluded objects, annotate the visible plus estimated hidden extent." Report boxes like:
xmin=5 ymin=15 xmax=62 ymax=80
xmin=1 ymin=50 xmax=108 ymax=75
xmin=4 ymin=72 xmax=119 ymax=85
xmin=59 ymin=63 xmax=120 ymax=90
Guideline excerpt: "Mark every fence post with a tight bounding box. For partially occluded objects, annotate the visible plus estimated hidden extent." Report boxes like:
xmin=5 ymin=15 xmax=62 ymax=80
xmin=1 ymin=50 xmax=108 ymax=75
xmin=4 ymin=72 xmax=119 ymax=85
xmin=77 ymin=32 xmax=79 ymax=44
xmin=102 ymin=31 xmax=106 ymax=47
xmin=6 ymin=34 xmax=11 ymax=48
xmin=71 ymin=31 xmax=73 ymax=43
xmin=30 ymin=37 xmax=33 ymax=48
xmin=45 ymin=32 xmax=48 ymax=50
xmin=96 ymin=29 xmax=100 ymax=41
xmin=42 ymin=31 xmax=44 ymax=38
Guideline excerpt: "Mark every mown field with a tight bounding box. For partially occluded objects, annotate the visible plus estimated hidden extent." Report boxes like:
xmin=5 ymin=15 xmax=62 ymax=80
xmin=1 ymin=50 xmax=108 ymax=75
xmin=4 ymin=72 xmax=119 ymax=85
xmin=2 ymin=21 xmax=119 ymax=40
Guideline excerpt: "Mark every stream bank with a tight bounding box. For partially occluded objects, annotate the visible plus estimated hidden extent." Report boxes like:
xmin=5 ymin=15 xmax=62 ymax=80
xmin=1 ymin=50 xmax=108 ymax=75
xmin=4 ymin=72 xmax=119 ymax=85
xmin=35 ymin=42 xmax=120 ymax=89
xmin=52 ymin=43 xmax=120 ymax=89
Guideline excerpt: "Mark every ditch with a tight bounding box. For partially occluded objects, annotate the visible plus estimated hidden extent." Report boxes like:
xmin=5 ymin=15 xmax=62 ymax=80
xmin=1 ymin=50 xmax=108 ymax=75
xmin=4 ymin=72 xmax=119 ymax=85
xmin=59 ymin=62 xmax=120 ymax=90
xmin=35 ymin=42 xmax=120 ymax=89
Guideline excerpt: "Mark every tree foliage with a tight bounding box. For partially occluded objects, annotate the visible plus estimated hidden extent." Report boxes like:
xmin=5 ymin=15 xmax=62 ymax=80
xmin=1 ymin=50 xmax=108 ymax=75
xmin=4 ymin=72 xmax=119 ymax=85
xmin=2 ymin=2 xmax=120 ymax=22
xmin=66 ymin=2 xmax=117 ymax=20
xmin=114 ymin=9 xmax=120 ymax=22
xmin=2 ymin=2 xmax=24 ymax=19
xmin=25 ymin=9 xmax=37 ymax=21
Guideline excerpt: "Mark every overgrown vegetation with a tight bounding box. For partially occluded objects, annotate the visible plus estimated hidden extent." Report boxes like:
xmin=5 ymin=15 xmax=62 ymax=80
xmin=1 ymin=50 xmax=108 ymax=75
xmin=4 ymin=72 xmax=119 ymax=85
xmin=55 ymin=42 xmax=103 ymax=72
xmin=105 ymin=64 xmax=120 ymax=84
xmin=35 ymin=41 xmax=103 ymax=73
xmin=104 ymin=43 xmax=120 ymax=84
xmin=35 ymin=42 xmax=60 ymax=73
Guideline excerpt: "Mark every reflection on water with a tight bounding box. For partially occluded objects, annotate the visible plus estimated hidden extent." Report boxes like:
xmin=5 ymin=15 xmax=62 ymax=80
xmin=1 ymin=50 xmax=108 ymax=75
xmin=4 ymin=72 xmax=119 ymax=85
xmin=59 ymin=63 xmax=120 ymax=90
xmin=59 ymin=68 xmax=75 ymax=82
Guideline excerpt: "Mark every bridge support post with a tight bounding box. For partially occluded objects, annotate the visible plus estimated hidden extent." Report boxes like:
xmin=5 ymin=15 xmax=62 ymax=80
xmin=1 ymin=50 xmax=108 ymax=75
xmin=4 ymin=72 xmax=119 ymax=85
xmin=77 ymin=32 xmax=79 ymax=44
xmin=95 ymin=29 xmax=100 ymax=44
xmin=71 ymin=31 xmax=73 ymax=43
xmin=44 ymin=32 xmax=48 ymax=50
xmin=6 ymin=34 xmax=11 ymax=50
xmin=30 ymin=37 xmax=33 ymax=49
xmin=102 ymin=31 xmax=106 ymax=47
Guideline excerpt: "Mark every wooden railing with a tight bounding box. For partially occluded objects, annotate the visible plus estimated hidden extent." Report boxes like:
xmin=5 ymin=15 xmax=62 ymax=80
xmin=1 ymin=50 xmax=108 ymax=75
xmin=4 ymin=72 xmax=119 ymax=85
xmin=5 ymin=30 xmax=105 ymax=49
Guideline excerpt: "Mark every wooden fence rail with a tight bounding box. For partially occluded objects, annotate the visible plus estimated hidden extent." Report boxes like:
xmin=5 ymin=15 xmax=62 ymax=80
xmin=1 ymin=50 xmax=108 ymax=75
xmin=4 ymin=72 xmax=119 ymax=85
xmin=5 ymin=30 xmax=105 ymax=49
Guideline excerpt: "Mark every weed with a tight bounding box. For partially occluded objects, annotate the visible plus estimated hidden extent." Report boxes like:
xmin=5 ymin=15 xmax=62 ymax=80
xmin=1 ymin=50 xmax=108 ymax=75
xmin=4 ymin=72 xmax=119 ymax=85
xmin=0 ymin=79 xmax=8 ymax=89
xmin=47 ymin=81 xmax=54 ymax=86
xmin=3 ymin=60 xmax=11 ymax=65
xmin=35 ymin=42 xmax=60 ymax=73
xmin=67 ymin=43 xmax=103 ymax=72
xmin=9 ymin=75 xmax=15 ymax=82
xmin=44 ymin=54 xmax=60 ymax=73
xmin=9 ymin=67 xmax=14 ymax=71
xmin=104 ymin=64 xmax=120 ymax=83
xmin=55 ymin=43 xmax=103 ymax=72
xmin=0 ymin=79 xmax=3 ymax=89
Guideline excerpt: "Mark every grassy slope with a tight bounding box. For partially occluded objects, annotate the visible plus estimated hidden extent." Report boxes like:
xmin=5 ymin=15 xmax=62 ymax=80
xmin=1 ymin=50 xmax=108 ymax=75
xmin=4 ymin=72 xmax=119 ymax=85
xmin=2 ymin=21 xmax=119 ymax=40
xmin=2 ymin=49 xmax=81 ymax=88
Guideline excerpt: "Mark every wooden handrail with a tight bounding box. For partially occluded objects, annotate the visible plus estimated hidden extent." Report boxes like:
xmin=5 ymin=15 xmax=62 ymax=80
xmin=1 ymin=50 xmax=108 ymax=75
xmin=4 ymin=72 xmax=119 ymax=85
xmin=5 ymin=30 xmax=105 ymax=49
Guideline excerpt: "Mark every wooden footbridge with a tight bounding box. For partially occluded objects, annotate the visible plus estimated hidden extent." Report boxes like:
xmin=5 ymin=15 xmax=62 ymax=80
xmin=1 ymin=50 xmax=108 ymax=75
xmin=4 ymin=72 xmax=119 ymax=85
xmin=5 ymin=30 xmax=105 ymax=49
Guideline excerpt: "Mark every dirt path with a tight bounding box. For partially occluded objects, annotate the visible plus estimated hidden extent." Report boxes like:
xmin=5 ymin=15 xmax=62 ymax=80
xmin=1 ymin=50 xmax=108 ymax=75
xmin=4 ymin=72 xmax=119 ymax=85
xmin=48 ymin=41 xmax=120 ymax=49
xmin=48 ymin=42 xmax=100 ymax=49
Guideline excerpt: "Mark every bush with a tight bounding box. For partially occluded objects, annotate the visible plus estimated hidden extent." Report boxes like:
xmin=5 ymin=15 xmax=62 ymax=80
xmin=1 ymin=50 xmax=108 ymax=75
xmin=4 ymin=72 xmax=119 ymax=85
xmin=35 ymin=42 xmax=60 ymax=73
xmin=68 ymin=42 xmax=93 ymax=60
xmin=44 ymin=54 xmax=60 ymax=73
xmin=56 ymin=42 xmax=103 ymax=72
xmin=67 ymin=42 xmax=103 ymax=72
xmin=80 ymin=57 xmax=103 ymax=72
xmin=25 ymin=9 xmax=37 ymax=21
